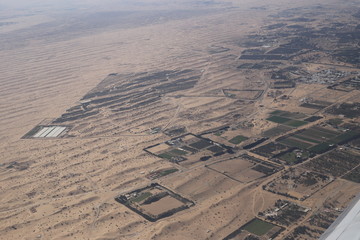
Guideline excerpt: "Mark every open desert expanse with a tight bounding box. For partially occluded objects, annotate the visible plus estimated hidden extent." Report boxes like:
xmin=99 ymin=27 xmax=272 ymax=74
xmin=0 ymin=0 xmax=360 ymax=239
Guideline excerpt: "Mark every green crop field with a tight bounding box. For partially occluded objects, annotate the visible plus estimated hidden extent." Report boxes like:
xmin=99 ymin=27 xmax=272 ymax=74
xmin=284 ymin=119 xmax=308 ymax=127
xmin=279 ymin=137 xmax=312 ymax=149
xmin=242 ymin=218 xmax=275 ymax=236
xmin=160 ymin=168 xmax=178 ymax=177
xmin=343 ymin=166 xmax=360 ymax=183
xmin=279 ymin=150 xmax=310 ymax=165
xmin=293 ymin=134 xmax=321 ymax=144
xmin=131 ymin=192 xmax=152 ymax=203
xmin=310 ymin=127 xmax=339 ymax=138
xmin=263 ymin=125 xmax=292 ymax=137
xmin=229 ymin=135 xmax=248 ymax=144
xmin=270 ymin=110 xmax=286 ymax=115
xmin=309 ymin=142 xmax=334 ymax=154
xmin=190 ymin=139 xmax=212 ymax=149
xmin=181 ymin=145 xmax=198 ymax=153
xmin=267 ymin=115 xmax=292 ymax=124
xmin=208 ymin=145 xmax=224 ymax=153
xmin=300 ymin=128 xmax=337 ymax=141
xmin=330 ymin=132 xmax=359 ymax=144
xmin=277 ymin=111 xmax=308 ymax=119
xmin=158 ymin=152 xmax=174 ymax=160
xmin=170 ymin=148 xmax=188 ymax=156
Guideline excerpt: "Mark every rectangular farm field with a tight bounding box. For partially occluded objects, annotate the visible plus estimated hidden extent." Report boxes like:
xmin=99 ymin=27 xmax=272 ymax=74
xmin=207 ymin=155 xmax=281 ymax=183
xmin=189 ymin=139 xmax=213 ymax=149
xmin=223 ymin=218 xmax=284 ymax=240
xmin=229 ymin=135 xmax=249 ymax=144
xmin=259 ymin=200 xmax=310 ymax=226
xmin=144 ymin=133 xmax=229 ymax=165
xmin=277 ymin=149 xmax=312 ymax=165
xmin=305 ymin=149 xmax=360 ymax=177
xmin=267 ymin=115 xmax=292 ymax=124
xmin=115 ymin=183 xmax=194 ymax=222
xmin=263 ymin=125 xmax=293 ymax=137
xmin=283 ymin=119 xmax=308 ymax=127
xmin=343 ymin=166 xmax=360 ymax=183
xmin=264 ymin=167 xmax=333 ymax=200
xmin=251 ymin=142 xmax=290 ymax=158
xmin=146 ymin=168 xmax=179 ymax=180
xmin=278 ymin=137 xmax=313 ymax=149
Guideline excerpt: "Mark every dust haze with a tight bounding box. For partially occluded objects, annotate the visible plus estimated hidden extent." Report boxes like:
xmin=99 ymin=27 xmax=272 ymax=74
xmin=0 ymin=0 xmax=359 ymax=240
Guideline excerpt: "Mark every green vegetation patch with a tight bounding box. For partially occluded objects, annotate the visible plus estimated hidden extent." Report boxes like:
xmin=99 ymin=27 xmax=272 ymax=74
xmin=300 ymin=128 xmax=338 ymax=141
xmin=277 ymin=111 xmax=308 ymax=119
xmin=208 ymin=145 xmax=224 ymax=153
xmin=159 ymin=168 xmax=178 ymax=177
xmin=252 ymin=164 xmax=276 ymax=175
xmin=309 ymin=142 xmax=334 ymax=154
xmin=331 ymin=131 xmax=360 ymax=144
xmin=190 ymin=139 xmax=212 ymax=149
xmin=263 ymin=125 xmax=292 ymax=137
xmin=326 ymin=102 xmax=360 ymax=118
xmin=229 ymin=135 xmax=249 ymax=144
xmin=267 ymin=115 xmax=292 ymax=124
xmin=214 ymin=131 xmax=223 ymax=136
xmin=181 ymin=145 xmax=198 ymax=154
xmin=279 ymin=137 xmax=313 ymax=149
xmin=292 ymin=134 xmax=321 ymax=144
xmin=170 ymin=148 xmax=188 ymax=156
xmin=147 ymin=168 xmax=179 ymax=179
xmin=327 ymin=118 xmax=343 ymax=126
xmin=304 ymin=116 xmax=323 ymax=122
xmin=279 ymin=150 xmax=311 ymax=165
xmin=343 ymin=166 xmax=360 ymax=183
xmin=284 ymin=119 xmax=308 ymax=128
xmin=270 ymin=110 xmax=307 ymax=119
xmin=305 ymin=149 xmax=360 ymax=177
xmin=252 ymin=142 xmax=289 ymax=158
xmin=242 ymin=218 xmax=275 ymax=236
xmin=131 ymin=192 xmax=152 ymax=203
xmin=310 ymin=126 xmax=339 ymax=138
xmin=158 ymin=152 xmax=174 ymax=160
xmin=300 ymin=102 xmax=325 ymax=109
xmin=270 ymin=110 xmax=287 ymax=115
xmin=350 ymin=138 xmax=360 ymax=148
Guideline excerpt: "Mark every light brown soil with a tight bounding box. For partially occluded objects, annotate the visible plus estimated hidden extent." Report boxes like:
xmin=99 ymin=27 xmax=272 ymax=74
xmin=142 ymin=196 xmax=184 ymax=216
xmin=0 ymin=1 xmax=359 ymax=240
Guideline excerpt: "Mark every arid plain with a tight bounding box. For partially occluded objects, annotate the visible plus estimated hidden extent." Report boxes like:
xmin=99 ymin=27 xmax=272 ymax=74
xmin=1 ymin=0 xmax=360 ymax=239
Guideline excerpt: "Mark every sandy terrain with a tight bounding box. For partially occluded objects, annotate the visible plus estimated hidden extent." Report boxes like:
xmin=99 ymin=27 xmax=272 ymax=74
xmin=142 ymin=196 xmax=184 ymax=216
xmin=0 ymin=0 xmax=359 ymax=239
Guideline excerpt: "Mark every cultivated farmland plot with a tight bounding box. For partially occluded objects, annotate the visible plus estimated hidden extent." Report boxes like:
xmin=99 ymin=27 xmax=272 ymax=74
xmin=266 ymin=110 xmax=310 ymax=128
xmin=144 ymin=133 xmax=232 ymax=167
xmin=2 ymin=1 xmax=360 ymax=240
xmin=223 ymin=218 xmax=284 ymax=240
xmin=264 ymin=167 xmax=333 ymax=201
xmin=259 ymin=199 xmax=310 ymax=227
xmin=206 ymin=154 xmax=282 ymax=183
xmin=22 ymin=125 xmax=70 ymax=139
xmin=201 ymin=126 xmax=250 ymax=147
xmin=163 ymin=167 xmax=239 ymax=202
xmin=115 ymin=183 xmax=194 ymax=222
xmin=284 ymin=187 xmax=360 ymax=240
xmin=304 ymin=148 xmax=360 ymax=177
xmin=276 ymin=125 xmax=360 ymax=154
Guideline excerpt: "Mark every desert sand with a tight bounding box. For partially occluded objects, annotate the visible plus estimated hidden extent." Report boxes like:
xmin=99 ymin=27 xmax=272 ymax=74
xmin=0 ymin=0 xmax=360 ymax=239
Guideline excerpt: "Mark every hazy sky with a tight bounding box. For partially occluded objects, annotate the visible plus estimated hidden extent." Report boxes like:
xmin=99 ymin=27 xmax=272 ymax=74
xmin=0 ymin=0 xmax=116 ymax=5
xmin=0 ymin=0 xmax=185 ymax=13
xmin=0 ymin=0 xmax=132 ymax=11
